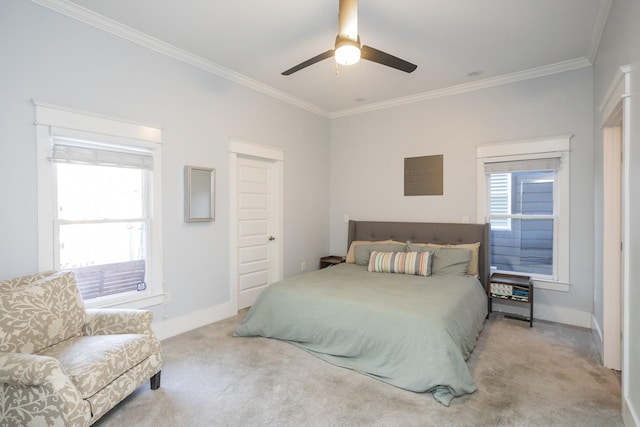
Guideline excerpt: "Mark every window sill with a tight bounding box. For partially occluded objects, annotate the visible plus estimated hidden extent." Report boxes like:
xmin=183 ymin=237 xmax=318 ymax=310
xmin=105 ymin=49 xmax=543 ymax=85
xmin=84 ymin=292 xmax=165 ymax=310
xmin=532 ymin=279 xmax=570 ymax=292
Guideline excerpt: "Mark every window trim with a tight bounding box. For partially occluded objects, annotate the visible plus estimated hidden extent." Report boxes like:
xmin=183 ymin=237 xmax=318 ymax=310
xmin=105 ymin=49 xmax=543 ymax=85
xmin=35 ymin=101 xmax=165 ymax=309
xmin=476 ymin=135 xmax=571 ymax=292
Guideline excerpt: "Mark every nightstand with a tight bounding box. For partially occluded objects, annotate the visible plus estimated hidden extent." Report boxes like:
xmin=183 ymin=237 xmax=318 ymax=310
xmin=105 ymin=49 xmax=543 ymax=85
xmin=320 ymin=255 xmax=346 ymax=269
xmin=488 ymin=272 xmax=533 ymax=327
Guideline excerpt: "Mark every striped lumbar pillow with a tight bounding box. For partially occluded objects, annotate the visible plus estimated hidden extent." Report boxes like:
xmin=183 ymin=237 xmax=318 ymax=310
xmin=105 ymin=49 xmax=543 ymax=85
xmin=367 ymin=251 xmax=432 ymax=276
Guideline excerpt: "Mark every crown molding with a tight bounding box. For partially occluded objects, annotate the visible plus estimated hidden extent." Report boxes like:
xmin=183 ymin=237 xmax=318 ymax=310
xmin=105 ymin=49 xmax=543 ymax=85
xmin=587 ymin=0 xmax=613 ymax=63
xmin=30 ymin=0 xmax=331 ymax=118
xmin=31 ymin=0 xmax=595 ymax=121
xmin=329 ymin=57 xmax=592 ymax=119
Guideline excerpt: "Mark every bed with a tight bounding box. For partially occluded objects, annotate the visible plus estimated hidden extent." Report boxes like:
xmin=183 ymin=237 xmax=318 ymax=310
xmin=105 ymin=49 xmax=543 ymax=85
xmin=233 ymin=220 xmax=490 ymax=406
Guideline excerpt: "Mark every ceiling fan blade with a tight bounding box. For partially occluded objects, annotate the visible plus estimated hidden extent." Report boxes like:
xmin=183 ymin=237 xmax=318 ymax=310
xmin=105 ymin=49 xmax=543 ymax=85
xmin=361 ymin=45 xmax=417 ymax=73
xmin=281 ymin=50 xmax=335 ymax=75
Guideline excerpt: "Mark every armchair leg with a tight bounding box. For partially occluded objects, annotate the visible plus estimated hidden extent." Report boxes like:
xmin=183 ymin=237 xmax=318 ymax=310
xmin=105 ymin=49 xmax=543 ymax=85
xmin=150 ymin=371 xmax=161 ymax=390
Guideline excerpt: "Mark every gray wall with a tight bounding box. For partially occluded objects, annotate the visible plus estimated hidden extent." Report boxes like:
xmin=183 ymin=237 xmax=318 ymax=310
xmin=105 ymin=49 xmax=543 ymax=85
xmin=592 ymin=0 xmax=640 ymax=423
xmin=0 ymin=0 xmax=330 ymax=332
xmin=329 ymin=68 xmax=595 ymax=326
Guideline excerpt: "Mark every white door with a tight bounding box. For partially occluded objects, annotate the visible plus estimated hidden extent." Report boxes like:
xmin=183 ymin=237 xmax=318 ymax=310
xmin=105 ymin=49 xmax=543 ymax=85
xmin=237 ymin=156 xmax=277 ymax=308
xmin=603 ymin=124 xmax=623 ymax=371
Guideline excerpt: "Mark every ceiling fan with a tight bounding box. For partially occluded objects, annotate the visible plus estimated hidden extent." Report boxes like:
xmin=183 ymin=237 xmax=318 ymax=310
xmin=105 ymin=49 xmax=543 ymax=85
xmin=281 ymin=0 xmax=417 ymax=76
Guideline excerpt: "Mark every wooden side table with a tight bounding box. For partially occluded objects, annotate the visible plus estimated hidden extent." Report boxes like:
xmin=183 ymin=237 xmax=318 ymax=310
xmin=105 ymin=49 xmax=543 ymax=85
xmin=488 ymin=272 xmax=534 ymax=327
xmin=320 ymin=255 xmax=345 ymax=269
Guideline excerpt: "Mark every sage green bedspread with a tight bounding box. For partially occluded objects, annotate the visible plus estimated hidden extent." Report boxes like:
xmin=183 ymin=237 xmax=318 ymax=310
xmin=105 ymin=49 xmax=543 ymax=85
xmin=233 ymin=263 xmax=488 ymax=406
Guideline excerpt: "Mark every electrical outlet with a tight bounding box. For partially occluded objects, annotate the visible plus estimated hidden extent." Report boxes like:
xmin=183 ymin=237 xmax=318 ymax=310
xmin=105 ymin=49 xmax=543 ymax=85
xmin=301 ymin=261 xmax=306 ymax=272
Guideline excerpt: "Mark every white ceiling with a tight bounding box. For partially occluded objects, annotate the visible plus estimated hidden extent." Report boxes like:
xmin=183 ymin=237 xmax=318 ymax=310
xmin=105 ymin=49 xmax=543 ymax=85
xmin=38 ymin=0 xmax=610 ymax=117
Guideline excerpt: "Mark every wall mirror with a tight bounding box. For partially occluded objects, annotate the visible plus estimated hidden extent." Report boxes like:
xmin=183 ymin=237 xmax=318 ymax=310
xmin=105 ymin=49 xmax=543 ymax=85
xmin=184 ymin=165 xmax=215 ymax=222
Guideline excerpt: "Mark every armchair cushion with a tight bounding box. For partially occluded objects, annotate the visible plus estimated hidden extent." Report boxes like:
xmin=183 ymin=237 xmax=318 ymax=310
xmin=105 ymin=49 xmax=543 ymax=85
xmin=0 ymin=271 xmax=86 ymax=354
xmin=0 ymin=270 xmax=56 ymax=291
xmin=38 ymin=334 xmax=160 ymax=398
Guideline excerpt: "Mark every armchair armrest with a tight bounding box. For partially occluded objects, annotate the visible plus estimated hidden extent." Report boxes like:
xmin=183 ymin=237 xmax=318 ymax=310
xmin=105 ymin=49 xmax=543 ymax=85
xmin=0 ymin=352 xmax=67 ymax=386
xmin=84 ymin=308 xmax=154 ymax=336
xmin=0 ymin=352 xmax=89 ymax=427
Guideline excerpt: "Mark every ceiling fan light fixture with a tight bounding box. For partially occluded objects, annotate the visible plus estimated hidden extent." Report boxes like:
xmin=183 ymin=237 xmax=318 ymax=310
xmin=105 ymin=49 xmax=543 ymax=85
xmin=334 ymin=36 xmax=361 ymax=65
xmin=281 ymin=0 xmax=417 ymax=75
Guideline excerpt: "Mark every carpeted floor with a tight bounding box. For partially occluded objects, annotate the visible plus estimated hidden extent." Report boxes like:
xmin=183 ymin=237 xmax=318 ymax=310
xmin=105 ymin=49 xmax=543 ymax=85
xmin=94 ymin=312 xmax=622 ymax=426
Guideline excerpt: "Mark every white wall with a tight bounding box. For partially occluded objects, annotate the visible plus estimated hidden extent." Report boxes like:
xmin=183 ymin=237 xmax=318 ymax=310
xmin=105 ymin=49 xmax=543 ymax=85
xmin=0 ymin=0 xmax=330 ymax=336
xmin=592 ymin=0 xmax=640 ymax=424
xmin=329 ymin=68 xmax=595 ymax=326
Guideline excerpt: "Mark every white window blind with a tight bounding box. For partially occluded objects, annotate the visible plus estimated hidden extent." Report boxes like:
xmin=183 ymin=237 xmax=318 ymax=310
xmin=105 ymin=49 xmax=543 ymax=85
xmin=484 ymin=157 xmax=560 ymax=174
xmin=51 ymin=137 xmax=153 ymax=170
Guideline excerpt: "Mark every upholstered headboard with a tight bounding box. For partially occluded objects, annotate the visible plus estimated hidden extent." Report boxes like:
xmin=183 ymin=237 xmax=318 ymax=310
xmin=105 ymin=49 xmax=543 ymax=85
xmin=347 ymin=220 xmax=490 ymax=290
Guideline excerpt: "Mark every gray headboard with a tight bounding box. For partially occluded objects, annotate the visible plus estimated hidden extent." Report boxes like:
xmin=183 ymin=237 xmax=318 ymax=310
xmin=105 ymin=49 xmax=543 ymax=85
xmin=347 ymin=220 xmax=490 ymax=290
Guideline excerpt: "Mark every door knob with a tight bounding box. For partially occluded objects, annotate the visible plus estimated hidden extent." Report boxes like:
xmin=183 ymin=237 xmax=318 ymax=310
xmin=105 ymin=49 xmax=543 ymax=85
xmin=268 ymin=236 xmax=276 ymax=241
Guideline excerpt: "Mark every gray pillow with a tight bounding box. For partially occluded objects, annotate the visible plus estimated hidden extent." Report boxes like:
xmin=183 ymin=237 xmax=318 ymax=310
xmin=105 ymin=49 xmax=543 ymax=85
xmin=430 ymin=247 xmax=472 ymax=276
xmin=407 ymin=242 xmax=429 ymax=252
xmin=354 ymin=243 xmax=406 ymax=266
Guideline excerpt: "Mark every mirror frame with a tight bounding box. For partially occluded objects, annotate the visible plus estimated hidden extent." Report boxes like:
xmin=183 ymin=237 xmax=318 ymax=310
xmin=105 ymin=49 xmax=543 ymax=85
xmin=184 ymin=165 xmax=215 ymax=222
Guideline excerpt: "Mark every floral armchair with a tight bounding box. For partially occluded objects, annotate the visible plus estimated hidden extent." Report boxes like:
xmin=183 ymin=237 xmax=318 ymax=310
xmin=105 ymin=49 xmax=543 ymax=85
xmin=0 ymin=271 xmax=162 ymax=426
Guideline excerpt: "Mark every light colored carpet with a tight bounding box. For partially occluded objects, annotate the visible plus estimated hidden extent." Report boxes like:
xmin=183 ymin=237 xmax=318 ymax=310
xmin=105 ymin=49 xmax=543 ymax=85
xmin=94 ymin=312 xmax=622 ymax=426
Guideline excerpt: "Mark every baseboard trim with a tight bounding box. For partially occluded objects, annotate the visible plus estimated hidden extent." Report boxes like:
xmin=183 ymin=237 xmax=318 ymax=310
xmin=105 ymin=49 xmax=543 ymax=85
xmin=592 ymin=313 xmax=604 ymax=341
xmin=491 ymin=301 xmax=592 ymax=328
xmin=591 ymin=314 xmax=604 ymax=360
xmin=624 ymin=396 xmax=639 ymax=427
xmin=152 ymin=301 xmax=237 ymax=341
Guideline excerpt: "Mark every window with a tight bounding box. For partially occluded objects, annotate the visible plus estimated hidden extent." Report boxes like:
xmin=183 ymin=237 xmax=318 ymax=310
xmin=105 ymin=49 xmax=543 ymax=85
xmin=477 ymin=136 xmax=571 ymax=287
xmin=487 ymin=166 xmax=555 ymax=277
xmin=36 ymin=102 xmax=164 ymax=308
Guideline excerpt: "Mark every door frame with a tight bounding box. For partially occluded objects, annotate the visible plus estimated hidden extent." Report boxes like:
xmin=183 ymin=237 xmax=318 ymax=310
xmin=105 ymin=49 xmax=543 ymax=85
xmin=599 ymin=65 xmax=630 ymax=374
xmin=229 ymin=140 xmax=284 ymax=311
